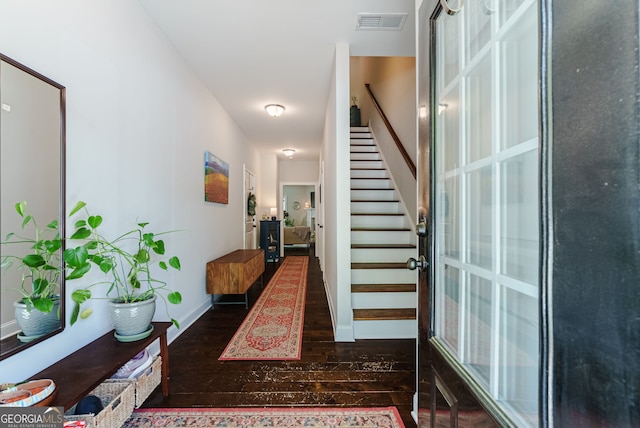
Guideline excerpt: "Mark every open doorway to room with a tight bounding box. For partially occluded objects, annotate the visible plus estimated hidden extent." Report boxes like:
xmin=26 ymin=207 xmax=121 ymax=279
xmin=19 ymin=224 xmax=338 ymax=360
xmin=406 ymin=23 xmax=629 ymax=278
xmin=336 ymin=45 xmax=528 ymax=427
xmin=281 ymin=183 xmax=316 ymax=257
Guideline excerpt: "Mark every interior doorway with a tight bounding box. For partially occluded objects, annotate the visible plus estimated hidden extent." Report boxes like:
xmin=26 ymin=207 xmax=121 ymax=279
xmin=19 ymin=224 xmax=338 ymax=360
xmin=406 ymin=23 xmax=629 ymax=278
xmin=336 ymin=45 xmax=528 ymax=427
xmin=280 ymin=181 xmax=317 ymax=256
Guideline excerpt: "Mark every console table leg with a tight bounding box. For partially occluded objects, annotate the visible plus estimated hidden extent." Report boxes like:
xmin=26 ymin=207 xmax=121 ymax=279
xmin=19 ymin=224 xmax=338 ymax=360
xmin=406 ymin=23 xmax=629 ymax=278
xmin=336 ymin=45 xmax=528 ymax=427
xmin=160 ymin=331 xmax=169 ymax=397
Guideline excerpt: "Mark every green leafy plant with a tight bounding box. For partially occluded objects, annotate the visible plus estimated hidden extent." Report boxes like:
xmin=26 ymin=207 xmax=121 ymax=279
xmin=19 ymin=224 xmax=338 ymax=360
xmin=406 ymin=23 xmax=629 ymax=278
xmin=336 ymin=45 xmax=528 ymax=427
xmin=64 ymin=201 xmax=182 ymax=328
xmin=0 ymin=201 xmax=62 ymax=314
xmin=284 ymin=218 xmax=294 ymax=227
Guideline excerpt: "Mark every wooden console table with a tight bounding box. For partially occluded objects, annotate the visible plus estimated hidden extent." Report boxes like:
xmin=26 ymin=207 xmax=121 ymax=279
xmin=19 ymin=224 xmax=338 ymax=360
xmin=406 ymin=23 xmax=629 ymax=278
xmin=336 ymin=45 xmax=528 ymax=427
xmin=206 ymin=249 xmax=264 ymax=308
xmin=29 ymin=321 xmax=171 ymax=411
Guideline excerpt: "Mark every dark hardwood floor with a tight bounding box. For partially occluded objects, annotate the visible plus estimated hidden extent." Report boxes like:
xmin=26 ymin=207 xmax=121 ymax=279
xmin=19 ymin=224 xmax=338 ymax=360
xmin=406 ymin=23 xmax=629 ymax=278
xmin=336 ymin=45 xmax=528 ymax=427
xmin=143 ymin=245 xmax=417 ymax=427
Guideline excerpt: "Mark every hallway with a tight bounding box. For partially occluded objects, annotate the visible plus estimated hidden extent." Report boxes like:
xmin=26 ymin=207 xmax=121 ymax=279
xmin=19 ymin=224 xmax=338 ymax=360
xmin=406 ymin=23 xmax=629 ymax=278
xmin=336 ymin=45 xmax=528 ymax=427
xmin=143 ymin=246 xmax=417 ymax=426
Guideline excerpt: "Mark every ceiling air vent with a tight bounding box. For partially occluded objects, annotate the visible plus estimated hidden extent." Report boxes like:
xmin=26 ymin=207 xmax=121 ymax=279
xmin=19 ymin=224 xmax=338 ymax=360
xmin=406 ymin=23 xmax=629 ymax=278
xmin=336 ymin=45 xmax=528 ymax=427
xmin=356 ymin=13 xmax=408 ymax=31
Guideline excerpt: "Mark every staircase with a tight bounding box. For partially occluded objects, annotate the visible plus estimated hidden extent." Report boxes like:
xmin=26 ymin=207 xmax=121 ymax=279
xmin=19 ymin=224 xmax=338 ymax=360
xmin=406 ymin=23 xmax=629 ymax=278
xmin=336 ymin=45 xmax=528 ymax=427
xmin=350 ymin=126 xmax=417 ymax=339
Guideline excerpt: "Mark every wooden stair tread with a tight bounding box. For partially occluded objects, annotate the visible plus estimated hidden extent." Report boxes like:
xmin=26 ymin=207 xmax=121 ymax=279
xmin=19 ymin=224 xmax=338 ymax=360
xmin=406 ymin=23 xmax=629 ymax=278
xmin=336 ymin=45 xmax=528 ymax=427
xmin=351 ymin=243 xmax=415 ymax=248
xmin=353 ymin=308 xmax=416 ymax=321
xmin=352 ymin=283 xmax=416 ymax=293
xmin=351 ymin=262 xmax=407 ymax=269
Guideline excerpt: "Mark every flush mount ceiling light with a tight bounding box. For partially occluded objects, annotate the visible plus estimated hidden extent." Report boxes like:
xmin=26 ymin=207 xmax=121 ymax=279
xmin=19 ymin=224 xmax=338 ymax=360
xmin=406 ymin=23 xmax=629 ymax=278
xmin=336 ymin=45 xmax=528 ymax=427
xmin=265 ymin=104 xmax=285 ymax=117
xmin=282 ymin=148 xmax=295 ymax=158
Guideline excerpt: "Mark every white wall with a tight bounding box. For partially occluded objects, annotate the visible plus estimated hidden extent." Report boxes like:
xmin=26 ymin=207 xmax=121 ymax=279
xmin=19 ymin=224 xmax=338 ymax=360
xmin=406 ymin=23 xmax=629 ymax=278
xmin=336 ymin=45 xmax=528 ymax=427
xmin=351 ymin=56 xmax=416 ymax=157
xmin=322 ymin=44 xmax=353 ymax=342
xmin=257 ymin=153 xmax=278 ymax=220
xmin=279 ymin=160 xmax=319 ymax=183
xmin=0 ymin=0 xmax=260 ymax=380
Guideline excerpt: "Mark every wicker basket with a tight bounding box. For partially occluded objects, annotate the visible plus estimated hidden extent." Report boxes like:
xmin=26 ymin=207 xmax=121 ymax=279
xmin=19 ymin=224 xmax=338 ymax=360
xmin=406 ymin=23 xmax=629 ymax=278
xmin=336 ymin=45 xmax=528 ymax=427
xmin=132 ymin=356 xmax=161 ymax=407
xmin=64 ymin=381 xmax=135 ymax=428
xmin=102 ymin=355 xmax=162 ymax=408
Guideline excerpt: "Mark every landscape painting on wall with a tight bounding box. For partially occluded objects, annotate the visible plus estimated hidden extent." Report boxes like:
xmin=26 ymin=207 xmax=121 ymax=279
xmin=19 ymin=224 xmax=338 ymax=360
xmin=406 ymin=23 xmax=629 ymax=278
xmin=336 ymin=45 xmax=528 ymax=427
xmin=204 ymin=151 xmax=229 ymax=204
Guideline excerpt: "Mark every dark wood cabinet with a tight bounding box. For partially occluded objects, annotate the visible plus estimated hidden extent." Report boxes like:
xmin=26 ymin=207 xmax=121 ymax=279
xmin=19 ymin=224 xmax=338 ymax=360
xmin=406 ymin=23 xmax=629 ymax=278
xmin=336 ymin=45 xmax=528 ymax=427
xmin=260 ymin=220 xmax=280 ymax=263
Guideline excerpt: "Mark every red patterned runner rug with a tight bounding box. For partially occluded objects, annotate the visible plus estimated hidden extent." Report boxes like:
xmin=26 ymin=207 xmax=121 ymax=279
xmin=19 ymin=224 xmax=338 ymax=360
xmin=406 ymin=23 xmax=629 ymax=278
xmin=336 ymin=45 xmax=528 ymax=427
xmin=124 ymin=407 xmax=405 ymax=427
xmin=219 ymin=256 xmax=308 ymax=360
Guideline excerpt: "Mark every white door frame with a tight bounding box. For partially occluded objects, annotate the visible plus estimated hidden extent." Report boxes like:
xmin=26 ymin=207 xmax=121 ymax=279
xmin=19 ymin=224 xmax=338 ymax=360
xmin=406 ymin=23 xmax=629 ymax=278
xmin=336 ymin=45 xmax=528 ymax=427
xmin=279 ymin=180 xmax=318 ymax=257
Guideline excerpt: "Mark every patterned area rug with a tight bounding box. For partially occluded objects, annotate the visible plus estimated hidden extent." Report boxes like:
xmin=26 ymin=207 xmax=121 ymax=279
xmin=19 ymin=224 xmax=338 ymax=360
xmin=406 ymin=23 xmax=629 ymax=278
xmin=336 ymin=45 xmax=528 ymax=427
xmin=219 ymin=256 xmax=308 ymax=360
xmin=123 ymin=407 xmax=405 ymax=427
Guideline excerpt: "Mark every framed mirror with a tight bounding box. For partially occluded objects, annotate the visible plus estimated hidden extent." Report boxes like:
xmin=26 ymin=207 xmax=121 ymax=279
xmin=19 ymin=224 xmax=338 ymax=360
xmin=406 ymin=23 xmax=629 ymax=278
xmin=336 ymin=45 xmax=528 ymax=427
xmin=0 ymin=53 xmax=66 ymax=360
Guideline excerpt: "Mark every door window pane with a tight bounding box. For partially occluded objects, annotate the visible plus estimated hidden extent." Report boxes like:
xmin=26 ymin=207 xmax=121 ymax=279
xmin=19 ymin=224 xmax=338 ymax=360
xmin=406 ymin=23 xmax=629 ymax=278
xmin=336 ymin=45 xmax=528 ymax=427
xmin=499 ymin=0 xmax=529 ymax=27
xmin=466 ymin=166 xmax=492 ymax=269
xmin=499 ymin=287 xmax=539 ymax=423
xmin=465 ymin=274 xmax=492 ymax=387
xmin=441 ymin=177 xmax=460 ymax=259
xmin=439 ymin=265 xmax=460 ymax=352
xmin=500 ymin=150 xmax=539 ymax=283
xmin=465 ymin=0 xmax=492 ymax=63
xmin=441 ymin=88 xmax=460 ymax=171
xmin=438 ymin=9 xmax=460 ymax=89
xmin=501 ymin=4 xmax=538 ymax=149
xmin=467 ymin=58 xmax=493 ymax=162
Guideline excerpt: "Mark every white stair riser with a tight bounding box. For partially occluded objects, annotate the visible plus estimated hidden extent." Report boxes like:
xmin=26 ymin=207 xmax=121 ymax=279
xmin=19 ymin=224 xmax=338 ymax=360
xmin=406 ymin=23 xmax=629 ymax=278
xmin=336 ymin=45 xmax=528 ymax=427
xmin=351 ymin=215 xmax=406 ymax=229
xmin=350 ymin=152 xmax=380 ymax=161
xmin=350 ymin=247 xmax=416 ymax=263
xmin=350 ymin=169 xmax=388 ymax=179
xmin=350 ymin=179 xmax=393 ymax=189
xmin=350 ymin=160 xmax=384 ymax=169
xmin=352 ymin=292 xmax=417 ymax=309
xmin=351 ymin=268 xmax=416 ymax=284
xmin=350 ymin=143 xmax=375 ymax=147
xmin=350 ymin=129 xmax=371 ymax=136
xmin=350 ymin=145 xmax=377 ymax=153
xmin=351 ymin=189 xmax=396 ymax=201
xmin=351 ymin=201 xmax=402 ymax=214
xmin=353 ymin=319 xmax=417 ymax=339
xmin=351 ymin=230 xmax=412 ymax=244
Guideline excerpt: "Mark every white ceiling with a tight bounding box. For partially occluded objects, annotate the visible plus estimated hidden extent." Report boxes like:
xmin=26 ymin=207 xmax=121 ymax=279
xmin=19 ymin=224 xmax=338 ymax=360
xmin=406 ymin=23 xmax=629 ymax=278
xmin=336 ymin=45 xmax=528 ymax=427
xmin=137 ymin=0 xmax=416 ymax=161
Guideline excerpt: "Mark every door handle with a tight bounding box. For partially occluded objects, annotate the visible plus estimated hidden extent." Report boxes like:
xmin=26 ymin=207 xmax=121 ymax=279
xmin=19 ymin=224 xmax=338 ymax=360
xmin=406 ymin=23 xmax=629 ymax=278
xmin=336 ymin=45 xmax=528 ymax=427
xmin=415 ymin=222 xmax=427 ymax=237
xmin=407 ymin=255 xmax=428 ymax=272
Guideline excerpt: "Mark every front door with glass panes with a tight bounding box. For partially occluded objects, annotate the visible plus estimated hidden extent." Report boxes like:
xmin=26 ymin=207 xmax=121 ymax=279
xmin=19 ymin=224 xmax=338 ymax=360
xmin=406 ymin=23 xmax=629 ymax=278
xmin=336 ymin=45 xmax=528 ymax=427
xmin=416 ymin=0 xmax=540 ymax=426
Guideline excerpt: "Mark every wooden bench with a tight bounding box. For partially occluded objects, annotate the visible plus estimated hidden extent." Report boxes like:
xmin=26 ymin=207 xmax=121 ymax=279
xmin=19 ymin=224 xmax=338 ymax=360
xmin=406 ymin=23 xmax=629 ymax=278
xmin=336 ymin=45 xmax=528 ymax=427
xmin=206 ymin=249 xmax=264 ymax=308
xmin=29 ymin=321 xmax=170 ymax=411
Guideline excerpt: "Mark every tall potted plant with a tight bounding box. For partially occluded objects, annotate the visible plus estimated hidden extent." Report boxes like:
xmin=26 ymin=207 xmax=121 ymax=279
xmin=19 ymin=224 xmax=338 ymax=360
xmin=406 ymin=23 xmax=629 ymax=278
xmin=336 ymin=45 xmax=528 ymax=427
xmin=1 ymin=202 xmax=62 ymax=340
xmin=64 ymin=201 xmax=182 ymax=341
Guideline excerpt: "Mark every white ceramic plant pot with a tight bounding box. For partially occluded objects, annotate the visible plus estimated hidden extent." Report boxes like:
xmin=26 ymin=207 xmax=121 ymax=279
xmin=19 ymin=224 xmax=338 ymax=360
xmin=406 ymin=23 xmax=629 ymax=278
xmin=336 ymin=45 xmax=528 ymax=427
xmin=108 ymin=294 xmax=156 ymax=339
xmin=14 ymin=298 xmax=60 ymax=338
